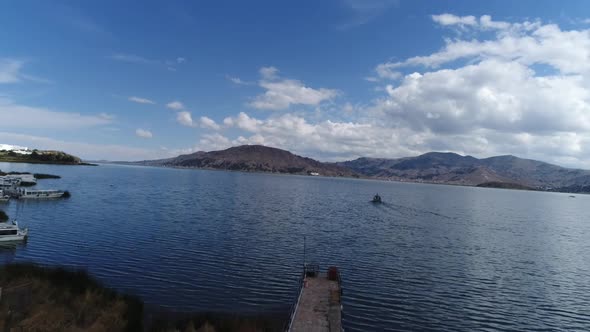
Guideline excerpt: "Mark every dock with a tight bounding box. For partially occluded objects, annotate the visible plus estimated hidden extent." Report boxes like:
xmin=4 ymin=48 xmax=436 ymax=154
xmin=287 ymin=265 xmax=342 ymax=332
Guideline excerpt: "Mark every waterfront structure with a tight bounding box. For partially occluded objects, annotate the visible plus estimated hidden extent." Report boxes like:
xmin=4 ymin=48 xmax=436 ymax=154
xmin=287 ymin=264 xmax=342 ymax=332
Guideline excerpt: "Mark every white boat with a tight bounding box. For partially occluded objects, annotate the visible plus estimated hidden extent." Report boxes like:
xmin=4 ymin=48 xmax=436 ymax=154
xmin=0 ymin=220 xmax=28 ymax=242
xmin=18 ymin=189 xmax=65 ymax=199
xmin=0 ymin=174 xmax=37 ymax=186
xmin=0 ymin=189 xmax=9 ymax=202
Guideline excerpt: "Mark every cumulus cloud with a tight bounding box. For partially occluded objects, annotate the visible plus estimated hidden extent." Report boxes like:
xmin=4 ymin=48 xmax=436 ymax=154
xmin=176 ymin=111 xmax=194 ymax=127
xmin=0 ymin=98 xmax=112 ymax=129
xmin=249 ymin=67 xmax=339 ymax=110
xmin=362 ymin=14 xmax=590 ymax=167
xmin=259 ymin=66 xmax=279 ymax=80
xmin=135 ymin=128 xmax=153 ymax=138
xmin=199 ymin=116 xmax=220 ymax=130
xmin=128 ymin=96 xmax=155 ymax=104
xmin=218 ymin=111 xmax=419 ymax=160
xmin=166 ymin=101 xmax=185 ymax=110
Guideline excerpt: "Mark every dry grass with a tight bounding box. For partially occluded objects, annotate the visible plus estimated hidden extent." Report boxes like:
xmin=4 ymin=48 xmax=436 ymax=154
xmin=0 ymin=264 xmax=142 ymax=332
xmin=0 ymin=264 xmax=286 ymax=332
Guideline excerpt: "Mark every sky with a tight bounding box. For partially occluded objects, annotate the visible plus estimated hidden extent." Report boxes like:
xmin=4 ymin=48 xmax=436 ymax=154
xmin=2 ymin=1 xmax=590 ymax=167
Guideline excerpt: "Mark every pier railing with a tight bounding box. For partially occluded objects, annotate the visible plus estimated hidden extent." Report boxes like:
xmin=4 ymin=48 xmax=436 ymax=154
xmin=284 ymin=267 xmax=307 ymax=332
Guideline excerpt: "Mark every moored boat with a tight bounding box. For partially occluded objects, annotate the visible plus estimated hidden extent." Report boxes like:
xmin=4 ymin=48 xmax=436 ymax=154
xmin=0 ymin=189 xmax=9 ymax=203
xmin=0 ymin=220 xmax=28 ymax=242
xmin=17 ymin=188 xmax=66 ymax=199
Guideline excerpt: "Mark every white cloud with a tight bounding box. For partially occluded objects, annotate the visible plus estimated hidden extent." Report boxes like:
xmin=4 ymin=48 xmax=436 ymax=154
xmin=0 ymin=58 xmax=50 ymax=84
xmin=135 ymin=128 xmax=153 ymax=138
xmin=376 ymin=59 xmax=590 ymax=134
xmin=176 ymin=111 xmax=194 ymax=127
xmin=128 ymin=96 xmax=155 ymax=104
xmin=360 ymin=15 xmax=590 ymax=167
xmin=0 ymin=98 xmax=112 ymax=129
xmin=431 ymin=14 xmax=477 ymax=27
xmin=199 ymin=116 xmax=220 ymax=130
xmin=219 ymin=111 xmax=411 ymax=160
xmin=377 ymin=15 xmax=590 ymax=74
xmin=227 ymin=75 xmax=253 ymax=85
xmin=0 ymin=59 xmax=24 ymax=83
xmin=0 ymin=132 xmax=169 ymax=161
xmin=249 ymin=67 xmax=339 ymax=110
xmin=375 ymin=63 xmax=401 ymax=80
xmin=197 ymin=133 xmax=233 ymax=151
xmin=166 ymin=101 xmax=185 ymax=110
xmin=259 ymin=66 xmax=279 ymax=80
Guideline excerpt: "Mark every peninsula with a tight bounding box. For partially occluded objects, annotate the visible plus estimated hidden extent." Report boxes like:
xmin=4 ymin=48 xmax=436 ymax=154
xmin=0 ymin=149 xmax=88 ymax=165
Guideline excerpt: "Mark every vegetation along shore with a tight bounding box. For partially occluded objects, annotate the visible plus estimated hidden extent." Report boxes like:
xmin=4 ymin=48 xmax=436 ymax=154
xmin=0 ymin=264 xmax=285 ymax=332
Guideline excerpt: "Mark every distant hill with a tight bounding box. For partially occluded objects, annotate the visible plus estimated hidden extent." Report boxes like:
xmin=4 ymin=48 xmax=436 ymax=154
xmin=126 ymin=145 xmax=590 ymax=193
xmin=338 ymin=152 xmax=590 ymax=191
xmin=0 ymin=149 xmax=87 ymax=165
xmin=133 ymin=145 xmax=357 ymax=177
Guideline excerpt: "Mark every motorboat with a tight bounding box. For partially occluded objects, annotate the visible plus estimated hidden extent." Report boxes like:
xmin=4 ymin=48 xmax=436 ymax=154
xmin=0 ymin=220 xmax=28 ymax=242
xmin=17 ymin=189 xmax=66 ymax=199
xmin=0 ymin=189 xmax=9 ymax=203
xmin=371 ymin=194 xmax=382 ymax=203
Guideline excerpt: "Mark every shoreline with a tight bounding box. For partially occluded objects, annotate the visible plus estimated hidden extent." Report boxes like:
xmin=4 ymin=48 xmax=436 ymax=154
xmin=106 ymin=161 xmax=589 ymax=195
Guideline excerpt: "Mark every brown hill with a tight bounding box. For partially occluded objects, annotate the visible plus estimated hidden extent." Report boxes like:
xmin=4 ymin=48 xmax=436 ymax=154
xmin=338 ymin=152 xmax=590 ymax=190
xmin=139 ymin=145 xmax=357 ymax=177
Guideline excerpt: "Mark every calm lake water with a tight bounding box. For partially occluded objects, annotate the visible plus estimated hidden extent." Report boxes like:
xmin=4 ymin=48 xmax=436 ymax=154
xmin=1 ymin=162 xmax=590 ymax=331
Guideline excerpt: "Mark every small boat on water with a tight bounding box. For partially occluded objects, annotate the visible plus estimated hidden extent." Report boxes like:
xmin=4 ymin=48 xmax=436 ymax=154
xmin=0 ymin=220 xmax=28 ymax=242
xmin=17 ymin=188 xmax=66 ymax=199
xmin=371 ymin=193 xmax=382 ymax=203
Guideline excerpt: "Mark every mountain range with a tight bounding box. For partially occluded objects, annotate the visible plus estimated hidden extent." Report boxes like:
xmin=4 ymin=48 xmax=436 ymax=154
xmin=127 ymin=145 xmax=590 ymax=193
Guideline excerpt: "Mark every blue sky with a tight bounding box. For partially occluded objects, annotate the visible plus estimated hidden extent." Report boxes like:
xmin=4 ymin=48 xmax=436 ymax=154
xmin=2 ymin=1 xmax=590 ymax=167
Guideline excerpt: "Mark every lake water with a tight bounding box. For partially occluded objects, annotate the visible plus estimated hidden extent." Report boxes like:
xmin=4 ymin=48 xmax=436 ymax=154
xmin=1 ymin=162 xmax=590 ymax=331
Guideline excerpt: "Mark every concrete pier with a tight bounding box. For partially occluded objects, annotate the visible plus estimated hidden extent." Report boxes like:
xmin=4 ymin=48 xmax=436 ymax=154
xmin=289 ymin=268 xmax=342 ymax=332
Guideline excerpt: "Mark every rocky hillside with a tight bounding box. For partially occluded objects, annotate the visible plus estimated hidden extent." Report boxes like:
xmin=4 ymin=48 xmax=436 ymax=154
xmin=338 ymin=152 xmax=590 ymax=191
xmin=137 ymin=145 xmax=357 ymax=177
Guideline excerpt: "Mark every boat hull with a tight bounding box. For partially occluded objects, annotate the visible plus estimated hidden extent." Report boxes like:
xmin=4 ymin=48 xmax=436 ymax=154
xmin=20 ymin=193 xmax=64 ymax=199
xmin=0 ymin=234 xmax=27 ymax=242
